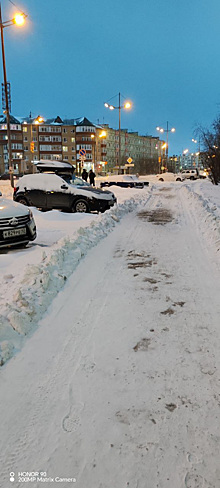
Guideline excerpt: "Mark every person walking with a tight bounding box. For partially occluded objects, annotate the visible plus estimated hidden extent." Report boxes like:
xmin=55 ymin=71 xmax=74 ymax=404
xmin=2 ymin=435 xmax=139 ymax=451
xmin=89 ymin=169 xmax=96 ymax=186
xmin=82 ymin=168 xmax=88 ymax=182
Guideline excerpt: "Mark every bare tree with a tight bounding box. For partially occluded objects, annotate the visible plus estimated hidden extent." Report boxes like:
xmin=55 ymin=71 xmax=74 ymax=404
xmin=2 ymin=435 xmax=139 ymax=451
xmin=196 ymin=117 xmax=220 ymax=185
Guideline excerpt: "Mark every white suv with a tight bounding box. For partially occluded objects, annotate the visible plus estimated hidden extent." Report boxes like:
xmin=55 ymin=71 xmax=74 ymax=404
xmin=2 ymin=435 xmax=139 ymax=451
xmin=180 ymin=169 xmax=199 ymax=180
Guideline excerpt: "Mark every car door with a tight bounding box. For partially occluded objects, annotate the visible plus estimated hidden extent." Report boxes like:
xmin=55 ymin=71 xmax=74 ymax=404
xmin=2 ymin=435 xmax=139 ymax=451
xmin=26 ymin=188 xmax=47 ymax=208
xmin=45 ymin=175 xmax=72 ymax=209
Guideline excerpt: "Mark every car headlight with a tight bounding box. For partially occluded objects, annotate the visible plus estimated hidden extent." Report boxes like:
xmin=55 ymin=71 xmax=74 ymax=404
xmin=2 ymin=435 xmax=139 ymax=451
xmin=28 ymin=209 xmax=33 ymax=219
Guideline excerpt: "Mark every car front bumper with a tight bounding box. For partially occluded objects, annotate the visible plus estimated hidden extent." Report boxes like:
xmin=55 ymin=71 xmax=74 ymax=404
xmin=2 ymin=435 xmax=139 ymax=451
xmin=0 ymin=217 xmax=37 ymax=248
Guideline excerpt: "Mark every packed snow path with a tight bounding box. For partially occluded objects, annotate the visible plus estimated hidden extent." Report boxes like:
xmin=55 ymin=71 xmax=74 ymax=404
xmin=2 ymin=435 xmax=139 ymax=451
xmin=0 ymin=184 xmax=220 ymax=488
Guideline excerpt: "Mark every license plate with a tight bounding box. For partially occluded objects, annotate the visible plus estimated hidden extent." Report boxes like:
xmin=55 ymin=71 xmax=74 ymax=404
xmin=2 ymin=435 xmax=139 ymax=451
xmin=3 ymin=228 xmax=26 ymax=238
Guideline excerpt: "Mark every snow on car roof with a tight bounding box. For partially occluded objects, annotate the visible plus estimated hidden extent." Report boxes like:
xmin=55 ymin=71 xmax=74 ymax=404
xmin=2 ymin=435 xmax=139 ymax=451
xmin=17 ymin=173 xmax=68 ymax=192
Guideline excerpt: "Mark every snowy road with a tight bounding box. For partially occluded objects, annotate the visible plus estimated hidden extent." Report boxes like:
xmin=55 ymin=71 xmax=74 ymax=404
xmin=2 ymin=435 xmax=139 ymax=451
xmin=0 ymin=183 xmax=220 ymax=488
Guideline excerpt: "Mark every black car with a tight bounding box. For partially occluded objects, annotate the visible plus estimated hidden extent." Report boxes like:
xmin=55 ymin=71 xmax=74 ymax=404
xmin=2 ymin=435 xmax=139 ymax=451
xmin=13 ymin=173 xmax=117 ymax=213
xmin=0 ymin=191 xmax=36 ymax=248
xmin=100 ymin=175 xmax=145 ymax=188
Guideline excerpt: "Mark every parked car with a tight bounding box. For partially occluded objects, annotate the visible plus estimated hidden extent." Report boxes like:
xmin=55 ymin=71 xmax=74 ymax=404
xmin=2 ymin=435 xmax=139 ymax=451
xmin=156 ymin=172 xmax=185 ymax=182
xmin=180 ymin=169 xmax=199 ymax=180
xmin=0 ymin=173 xmax=18 ymax=180
xmin=100 ymin=174 xmax=145 ymax=188
xmin=13 ymin=173 xmax=117 ymax=213
xmin=0 ymin=191 xmax=36 ymax=248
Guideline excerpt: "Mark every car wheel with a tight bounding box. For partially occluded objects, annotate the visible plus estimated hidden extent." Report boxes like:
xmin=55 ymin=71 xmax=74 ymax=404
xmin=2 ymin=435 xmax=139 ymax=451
xmin=159 ymin=178 xmax=164 ymax=182
xmin=190 ymin=176 xmax=194 ymax=180
xmin=17 ymin=196 xmax=29 ymax=206
xmin=176 ymin=178 xmax=181 ymax=181
xmin=73 ymin=199 xmax=89 ymax=213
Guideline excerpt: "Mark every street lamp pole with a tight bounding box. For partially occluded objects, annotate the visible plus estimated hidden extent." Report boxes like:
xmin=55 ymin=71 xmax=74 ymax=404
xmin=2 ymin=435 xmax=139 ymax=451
xmin=0 ymin=2 xmax=13 ymax=187
xmin=118 ymin=92 xmax=121 ymax=171
xmin=104 ymin=93 xmax=131 ymax=174
xmin=156 ymin=121 xmax=175 ymax=172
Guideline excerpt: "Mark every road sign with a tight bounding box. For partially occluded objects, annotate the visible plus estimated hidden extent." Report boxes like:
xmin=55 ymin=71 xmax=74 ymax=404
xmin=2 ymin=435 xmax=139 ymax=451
xmin=79 ymin=155 xmax=86 ymax=162
xmin=79 ymin=149 xmax=86 ymax=157
xmin=127 ymin=157 xmax=133 ymax=164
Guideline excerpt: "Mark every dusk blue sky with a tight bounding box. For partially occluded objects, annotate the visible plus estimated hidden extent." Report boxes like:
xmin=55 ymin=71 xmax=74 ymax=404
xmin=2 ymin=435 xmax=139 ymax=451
xmin=2 ymin=0 xmax=220 ymax=155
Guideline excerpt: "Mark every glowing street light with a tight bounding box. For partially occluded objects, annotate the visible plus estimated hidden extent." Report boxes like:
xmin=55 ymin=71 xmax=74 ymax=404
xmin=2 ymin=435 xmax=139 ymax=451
xmin=104 ymin=93 xmax=132 ymax=171
xmin=156 ymin=122 xmax=175 ymax=171
xmin=34 ymin=115 xmax=45 ymax=125
xmin=13 ymin=13 xmax=26 ymax=26
xmin=0 ymin=3 xmax=27 ymax=187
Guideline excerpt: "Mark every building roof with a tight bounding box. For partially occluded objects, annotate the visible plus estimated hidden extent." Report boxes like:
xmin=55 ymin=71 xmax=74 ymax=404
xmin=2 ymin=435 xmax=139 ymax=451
xmin=0 ymin=114 xmax=21 ymax=124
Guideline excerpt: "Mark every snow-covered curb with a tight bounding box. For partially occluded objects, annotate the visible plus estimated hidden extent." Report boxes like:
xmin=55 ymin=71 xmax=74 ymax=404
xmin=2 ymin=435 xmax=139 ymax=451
xmin=181 ymin=183 xmax=220 ymax=253
xmin=0 ymin=194 xmax=152 ymax=366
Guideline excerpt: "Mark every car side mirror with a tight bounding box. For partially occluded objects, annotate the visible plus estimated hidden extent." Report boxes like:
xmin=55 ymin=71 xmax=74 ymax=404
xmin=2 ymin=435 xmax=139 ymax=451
xmin=61 ymin=184 xmax=68 ymax=190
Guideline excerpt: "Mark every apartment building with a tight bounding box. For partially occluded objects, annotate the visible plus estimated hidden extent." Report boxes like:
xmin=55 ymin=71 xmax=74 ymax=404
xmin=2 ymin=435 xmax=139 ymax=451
xmin=98 ymin=124 xmax=165 ymax=174
xmin=0 ymin=115 xmax=24 ymax=174
xmin=0 ymin=114 xmax=165 ymax=175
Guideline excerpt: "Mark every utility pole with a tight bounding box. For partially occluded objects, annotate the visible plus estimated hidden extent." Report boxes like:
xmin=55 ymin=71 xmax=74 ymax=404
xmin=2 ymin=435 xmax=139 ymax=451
xmin=0 ymin=3 xmax=13 ymax=187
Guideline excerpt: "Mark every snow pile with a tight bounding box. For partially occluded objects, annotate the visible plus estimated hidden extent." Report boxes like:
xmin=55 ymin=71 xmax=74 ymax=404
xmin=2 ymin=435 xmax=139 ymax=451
xmin=0 ymin=192 xmax=152 ymax=366
xmin=181 ymin=181 xmax=220 ymax=253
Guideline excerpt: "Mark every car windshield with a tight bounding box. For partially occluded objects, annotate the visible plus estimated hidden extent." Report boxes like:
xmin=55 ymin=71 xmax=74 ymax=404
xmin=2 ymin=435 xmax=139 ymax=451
xmin=69 ymin=176 xmax=91 ymax=187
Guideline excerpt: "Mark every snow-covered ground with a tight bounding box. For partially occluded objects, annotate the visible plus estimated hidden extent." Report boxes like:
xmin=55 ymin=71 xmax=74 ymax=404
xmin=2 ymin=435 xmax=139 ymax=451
xmin=0 ymin=178 xmax=220 ymax=488
xmin=0 ymin=182 xmax=152 ymax=365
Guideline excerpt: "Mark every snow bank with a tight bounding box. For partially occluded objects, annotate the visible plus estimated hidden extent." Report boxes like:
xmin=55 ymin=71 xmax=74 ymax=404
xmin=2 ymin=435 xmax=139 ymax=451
xmin=0 ymin=191 xmax=152 ymax=366
xmin=180 ymin=181 xmax=220 ymax=253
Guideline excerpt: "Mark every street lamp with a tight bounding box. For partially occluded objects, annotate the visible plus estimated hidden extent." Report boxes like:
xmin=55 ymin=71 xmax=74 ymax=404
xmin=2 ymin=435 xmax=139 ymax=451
xmin=91 ymin=130 xmax=107 ymax=170
xmin=192 ymin=138 xmax=201 ymax=167
xmin=156 ymin=122 xmax=175 ymax=172
xmin=104 ymin=93 xmax=132 ymax=172
xmin=0 ymin=3 xmax=27 ymax=187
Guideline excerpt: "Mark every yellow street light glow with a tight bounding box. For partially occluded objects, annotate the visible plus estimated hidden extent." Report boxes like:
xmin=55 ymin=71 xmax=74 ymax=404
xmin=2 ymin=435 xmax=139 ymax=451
xmin=91 ymin=134 xmax=95 ymax=139
xmin=171 ymin=128 xmax=175 ymax=132
xmin=160 ymin=128 xmax=164 ymax=133
xmin=34 ymin=115 xmax=44 ymax=124
xmin=124 ymin=101 xmax=131 ymax=109
xmin=161 ymin=143 xmax=166 ymax=149
xmin=13 ymin=13 xmax=26 ymax=26
xmin=104 ymin=103 xmax=109 ymax=108
xmin=99 ymin=130 xmax=107 ymax=138
xmin=109 ymin=105 xmax=114 ymax=110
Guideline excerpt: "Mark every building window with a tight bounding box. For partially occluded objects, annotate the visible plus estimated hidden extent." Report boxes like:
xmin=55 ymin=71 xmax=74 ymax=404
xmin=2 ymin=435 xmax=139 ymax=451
xmin=23 ymin=127 xmax=27 ymax=132
xmin=63 ymin=138 xmax=67 ymax=142
xmin=63 ymin=146 xmax=68 ymax=152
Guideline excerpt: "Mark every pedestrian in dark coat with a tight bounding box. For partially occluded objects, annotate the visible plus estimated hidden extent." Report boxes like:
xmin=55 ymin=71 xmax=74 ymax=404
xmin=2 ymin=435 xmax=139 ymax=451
xmin=82 ymin=169 xmax=88 ymax=182
xmin=89 ymin=169 xmax=96 ymax=186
